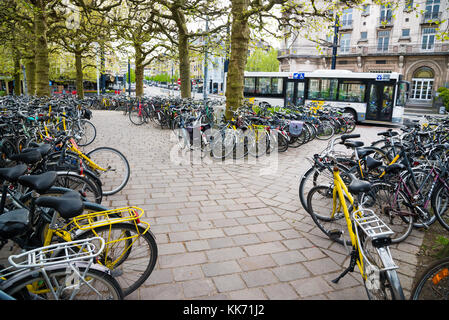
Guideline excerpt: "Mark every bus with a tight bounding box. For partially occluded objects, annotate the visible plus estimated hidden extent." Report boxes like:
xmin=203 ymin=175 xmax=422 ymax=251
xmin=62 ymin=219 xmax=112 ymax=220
xmin=243 ymin=69 xmax=410 ymax=125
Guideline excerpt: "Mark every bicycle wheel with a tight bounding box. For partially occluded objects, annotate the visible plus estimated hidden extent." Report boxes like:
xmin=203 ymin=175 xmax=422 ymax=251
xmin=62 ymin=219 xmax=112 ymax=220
xmin=299 ymin=163 xmax=351 ymax=212
xmin=411 ymin=256 xmax=449 ymax=300
xmin=360 ymin=181 xmax=414 ymax=243
xmin=2 ymin=266 xmax=123 ymax=300
xmin=361 ymin=238 xmax=405 ymax=300
xmin=77 ymin=120 xmax=97 ymax=147
xmin=306 ymin=185 xmax=352 ymax=246
xmin=54 ymin=172 xmax=102 ymax=204
xmin=129 ymin=106 xmax=146 ymax=125
xmin=74 ymin=223 xmax=158 ymax=297
xmin=431 ymin=182 xmax=449 ymax=232
xmin=315 ymin=122 xmax=335 ymax=140
xmin=86 ymin=147 xmax=130 ymax=196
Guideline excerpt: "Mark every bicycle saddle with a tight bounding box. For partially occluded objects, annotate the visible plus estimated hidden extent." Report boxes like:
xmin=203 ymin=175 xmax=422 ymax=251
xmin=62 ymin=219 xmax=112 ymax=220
xmin=21 ymin=143 xmax=52 ymax=157
xmin=348 ymin=175 xmax=372 ymax=194
xmin=344 ymin=140 xmax=364 ymax=149
xmin=0 ymin=208 xmax=30 ymax=240
xmin=35 ymin=191 xmax=84 ymax=219
xmin=356 ymin=148 xmax=376 ymax=159
xmin=366 ymin=156 xmax=383 ymax=170
xmin=0 ymin=164 xmax=28 ymax=182
xmin=9 ymin=150 xmax=42 ymax=164
xmin=384 ymin=163 xmax=406 ymax=175
xmin=18 ymin=171 xmax=57 ymax=194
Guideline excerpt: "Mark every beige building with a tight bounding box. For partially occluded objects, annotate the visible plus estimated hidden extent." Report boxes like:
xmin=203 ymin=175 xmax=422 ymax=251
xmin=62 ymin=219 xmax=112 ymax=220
xmin=278 ymin=0 xmax=449 ymax=108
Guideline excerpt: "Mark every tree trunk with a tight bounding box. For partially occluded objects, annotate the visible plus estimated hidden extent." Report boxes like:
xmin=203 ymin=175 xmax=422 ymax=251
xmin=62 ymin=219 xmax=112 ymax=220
xmin=13 ymin=51 xmax=21 ymax=95
xmin=34 ymin=1 xmax=50 ymax=97
xmin=173 ymin=8 xmax=191 ymax=99
xmin=178 ymin=31 xmax=191 ymax=98
xmin=75 ymin=50 xmax=84 ymax=99
xmin=25 ymin=60 xmax=36 ymax=95
xmin=225 ymin=0 xmax=250 ymax=119
xmin=134 ymin=44 xmax=144 ymax=98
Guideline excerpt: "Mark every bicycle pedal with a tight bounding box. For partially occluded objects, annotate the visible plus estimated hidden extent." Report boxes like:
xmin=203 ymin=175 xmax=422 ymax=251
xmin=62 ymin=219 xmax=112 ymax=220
xmin=329 ymin=229 xmax=343 ymax=241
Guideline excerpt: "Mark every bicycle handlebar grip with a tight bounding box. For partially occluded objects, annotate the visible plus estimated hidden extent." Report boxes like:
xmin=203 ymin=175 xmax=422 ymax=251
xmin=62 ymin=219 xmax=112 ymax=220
xmin=341 ymin=134 xmax=360 ymax=141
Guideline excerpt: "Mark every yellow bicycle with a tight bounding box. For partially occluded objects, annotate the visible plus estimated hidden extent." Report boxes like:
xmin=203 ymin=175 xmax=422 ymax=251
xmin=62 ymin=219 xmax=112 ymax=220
xmin=34 ymin=193 xmax=158 ymax=297
xmin=306 ymin=155 xmax=405 ymax=299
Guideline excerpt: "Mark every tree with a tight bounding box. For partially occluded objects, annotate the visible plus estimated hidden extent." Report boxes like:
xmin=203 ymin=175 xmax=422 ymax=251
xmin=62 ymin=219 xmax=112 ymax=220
xmin=246 ymin=47 xmax=279 ymax=72
xmin=224 ymin=0 xmax=365 ymax=118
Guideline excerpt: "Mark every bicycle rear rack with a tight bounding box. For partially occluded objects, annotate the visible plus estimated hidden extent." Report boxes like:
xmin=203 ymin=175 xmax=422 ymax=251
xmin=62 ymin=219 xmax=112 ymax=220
xmin=352 ymin=209 xmax=394 ymax=240
xmin=1 ymin=237 xmax=104 ymax=279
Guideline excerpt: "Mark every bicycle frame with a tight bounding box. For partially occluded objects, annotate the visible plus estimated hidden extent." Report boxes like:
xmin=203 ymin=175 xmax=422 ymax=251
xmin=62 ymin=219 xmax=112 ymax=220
xmin=332 ymin=167 xmax=366 ymax=279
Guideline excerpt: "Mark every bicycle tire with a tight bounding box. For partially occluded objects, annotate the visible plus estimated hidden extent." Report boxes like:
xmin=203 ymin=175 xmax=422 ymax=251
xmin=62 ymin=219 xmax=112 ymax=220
xmin=2 ymin=265 xmax=123 ymax=300
xmin=431 ymin=182 xmax=449 ymax=232
xmin=85 ymin=147 xmax=130 ymax=196
xmin=359 ymin=233 xmax=405 ymax=300
xmin=129 ymin=107 xmax=146 ymax=125
xmin=411 ymin=256 xmax=449 ymax=300
xmin=77 ymin=120 xmax=97 ymax=147
xmin=54 ymin=171 xmax=102 ymax=204
xmin=74 ymin=223 xmax=158 ymax=297
xmin=306 ymin=185 xmax=352 ymax=246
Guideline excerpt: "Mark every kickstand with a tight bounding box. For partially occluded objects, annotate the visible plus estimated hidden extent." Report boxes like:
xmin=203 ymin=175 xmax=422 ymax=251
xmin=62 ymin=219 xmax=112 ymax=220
xmin=331 ymin=249 xmax=357 ymax=284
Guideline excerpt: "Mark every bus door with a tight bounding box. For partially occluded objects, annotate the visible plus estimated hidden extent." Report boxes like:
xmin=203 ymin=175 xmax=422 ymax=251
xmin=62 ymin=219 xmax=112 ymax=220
xmin=366 ymin=81 xmax=395 ymax=121
xmin=285 ymin=80 xmax=305 ymax=107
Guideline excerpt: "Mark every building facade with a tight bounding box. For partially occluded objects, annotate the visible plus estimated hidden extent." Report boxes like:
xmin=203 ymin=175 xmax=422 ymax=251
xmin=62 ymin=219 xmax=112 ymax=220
xmin=278 ymin=0 xmax=449 ymax=107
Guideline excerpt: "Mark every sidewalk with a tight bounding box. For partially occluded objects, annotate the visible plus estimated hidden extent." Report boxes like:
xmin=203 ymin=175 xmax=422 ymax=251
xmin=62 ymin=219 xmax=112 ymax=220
xmin=90 ymin=111 xmax=424 ymax=300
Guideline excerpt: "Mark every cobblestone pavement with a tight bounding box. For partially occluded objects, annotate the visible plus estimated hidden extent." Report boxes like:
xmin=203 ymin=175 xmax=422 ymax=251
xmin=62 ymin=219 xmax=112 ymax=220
xmin=88 ymin=111 xmax=424 ymax=300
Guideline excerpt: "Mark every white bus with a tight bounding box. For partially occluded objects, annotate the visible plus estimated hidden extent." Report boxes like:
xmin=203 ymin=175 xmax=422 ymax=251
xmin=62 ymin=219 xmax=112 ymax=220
xmin=243 ymin=69 xmax=410 ymax=124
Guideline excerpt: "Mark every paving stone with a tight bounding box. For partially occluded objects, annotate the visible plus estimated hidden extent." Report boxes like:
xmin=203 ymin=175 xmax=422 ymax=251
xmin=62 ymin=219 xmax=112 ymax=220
xmin=262 ymin=283 xmax=299 ymax=300
xmin=182 ymin=279 xmax=216 ymax=298
xmin=202 ymin=261 xmax=242 ymax=277
xmin=241 ymin=269 xmax=279 ymax=287
xmin=213 ymin=274 xmax=246 ymax=292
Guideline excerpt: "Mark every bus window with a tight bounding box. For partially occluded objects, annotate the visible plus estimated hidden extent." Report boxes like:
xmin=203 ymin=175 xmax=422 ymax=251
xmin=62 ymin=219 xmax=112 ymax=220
xmin=271 ymin=78 xmax=283 ymax=94
xmin=296 ymin=82 xmax=305 ymax=105
xmin=308 ymin=79 xmax=320 ymax=99
xmin=338 ymin=81 xmax=366 ymax=102
xmin=396 ymin=82 xmax=407 ymax=106
xmin=244 ymin=77 xmax=256 ymax=94
xmin=308 ymin=78 xmax=338 ymax=100
xmin=321 ymin=79 xmax=338 ymax=100
xmin=257 ymin=77 xmax=271 ymax=94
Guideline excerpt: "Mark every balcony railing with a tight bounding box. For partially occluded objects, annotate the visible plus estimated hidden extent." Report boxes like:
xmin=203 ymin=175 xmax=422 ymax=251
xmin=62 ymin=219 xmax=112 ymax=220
xmin=378 ymin=17 xmax=394 ymax=28
xmin=339 ymin=20 xmax=353 ymax=30
xmin=278 ymin=42 xmax=449 ymax=59
xmin=324 ymin=43 xmax=449 ymax=56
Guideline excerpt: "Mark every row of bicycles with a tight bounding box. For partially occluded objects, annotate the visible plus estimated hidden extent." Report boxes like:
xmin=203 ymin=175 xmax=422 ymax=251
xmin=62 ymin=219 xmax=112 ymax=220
xmin=0 ymin=96 xmax=156 ymax=300
xmin=299 ymin=115 xmax=449 ymax=300
xmin=126 ymin=96 xmax=357 ymax=159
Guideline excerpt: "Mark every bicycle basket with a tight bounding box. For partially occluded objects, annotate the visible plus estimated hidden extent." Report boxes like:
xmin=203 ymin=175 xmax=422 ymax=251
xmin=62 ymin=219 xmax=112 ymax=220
xmin=289 ymin=121 xmax=304 ymax=137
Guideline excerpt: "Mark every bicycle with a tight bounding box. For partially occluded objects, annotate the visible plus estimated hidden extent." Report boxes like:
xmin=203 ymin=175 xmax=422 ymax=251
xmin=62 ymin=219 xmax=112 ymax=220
xmin=305 ymin=147 xmax=405 ymax=299
xmin=411 ymin=255 xmax=449 ymax=300
xmin=0 ymin=236 xmax=123 ymax=300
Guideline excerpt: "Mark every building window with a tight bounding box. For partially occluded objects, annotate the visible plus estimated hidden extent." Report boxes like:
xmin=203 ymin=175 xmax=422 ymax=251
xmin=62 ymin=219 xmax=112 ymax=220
xmin=341 ymin=8 xmax=353 ymax=27
xmin=362 ymin=4 xmax=370 ymax=16
xmin=422 ymin=27 xmax=436 ymax=50
xmin=340 ymin=33 xmax=351 ymax=53
xmin=338 ymin=81 xmax=366 ymax=103
xmin=377 ymin=30 xmax=390 ymax=52
xmin=425 ymin=0 xmax=440 ymax=20
xmin=360 ymin=31 xmax=368 ymax=40
xmin=380 ymin=4 xmax=393 ymax=24
xmin=404 ymin=0 xmax=413 ymax=11
xmin=402 ymin=29 xmax=410 ymax=37
xmin=411 ymin=67 xmax=434 ymax=101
